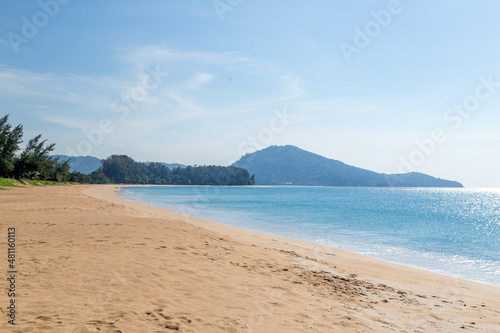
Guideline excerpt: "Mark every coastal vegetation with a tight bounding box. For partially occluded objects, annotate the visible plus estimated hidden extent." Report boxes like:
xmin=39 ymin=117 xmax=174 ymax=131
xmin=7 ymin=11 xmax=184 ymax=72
xmin=99 ymin=155 xmax=254 ymax=185
xmin=0 ymin=114 xmax=109 ymax=184
xmin=0 ymin=114 xmax=254 ymax=186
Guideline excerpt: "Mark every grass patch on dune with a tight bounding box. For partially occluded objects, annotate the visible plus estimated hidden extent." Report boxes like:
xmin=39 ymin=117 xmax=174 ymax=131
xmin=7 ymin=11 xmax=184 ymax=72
xmin=0 ymin=178 xmax=77 ymax=190
xmin=0 ymin=178 xmax=24 ymax=189
xmin=20 ymin=179 xmax=57 ymax=186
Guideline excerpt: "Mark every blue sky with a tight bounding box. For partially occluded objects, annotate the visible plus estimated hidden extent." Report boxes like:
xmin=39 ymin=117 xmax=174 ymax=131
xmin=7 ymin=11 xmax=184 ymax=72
xmin=1 ymin=1 xmax=499 ymax=187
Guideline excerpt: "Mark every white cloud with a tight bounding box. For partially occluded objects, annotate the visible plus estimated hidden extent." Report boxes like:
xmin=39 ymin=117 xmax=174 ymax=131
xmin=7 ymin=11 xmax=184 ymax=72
xmin=0 ymin=67 xmax=126 ymax=108
xmin=0 ymin=46 xmax=314 ymax=122
xmin=186 ymin=72 xmax=214 ymax=90
xmin=34 ymin=112 xmax=92 ymax=130
xmin=279 ymin=75 xmax=305 ymax=100
xmin=164 ymin=90 xmax=204 ymax=115
xmin=120 ymin=45 xmax=250 ymax=78
xmin=2 ymin=45 xmax=387 ymax=170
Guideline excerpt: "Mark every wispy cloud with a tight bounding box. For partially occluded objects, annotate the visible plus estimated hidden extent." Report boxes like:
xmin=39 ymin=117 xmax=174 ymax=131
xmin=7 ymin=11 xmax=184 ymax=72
xmin=164 ymin=90 xmax=204 ymax=115
xmin=34 ymin=112 xmax=92 ymax=130
xmin=2 ymin=45 xmax=382 ymax=164
xmin=120 ymin=45 xmax=250 ymax=77
xmin=279 ymin=74 xmax=305 ymax=100
xmin=186 ymin=72 xmax=214 ymax=90
xmin=0 ymin=67 xmax=126 ymax=108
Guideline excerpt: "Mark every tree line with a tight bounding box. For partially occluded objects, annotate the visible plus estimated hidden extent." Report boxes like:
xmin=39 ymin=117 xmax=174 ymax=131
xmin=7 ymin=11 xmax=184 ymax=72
xmin=1 ymin=114 xmax=255 ymax=186
xmin=0 ymin=114 xmax=105 ymax=184
xmin=0 ymin=114 xmax=106 ymax=182
xmin=99 ymin=155 xmax=255 ymax=185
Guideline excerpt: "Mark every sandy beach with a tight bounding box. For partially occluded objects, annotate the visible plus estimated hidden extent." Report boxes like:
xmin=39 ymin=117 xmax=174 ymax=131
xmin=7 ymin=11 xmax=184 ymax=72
xmin=1 ymin=185 xmax=500 ymax=332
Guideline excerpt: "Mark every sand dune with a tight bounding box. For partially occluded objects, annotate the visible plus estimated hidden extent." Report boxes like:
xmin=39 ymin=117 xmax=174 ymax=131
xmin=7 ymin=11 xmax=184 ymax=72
xmin=1 ymin=185 xmax=499 ymax=332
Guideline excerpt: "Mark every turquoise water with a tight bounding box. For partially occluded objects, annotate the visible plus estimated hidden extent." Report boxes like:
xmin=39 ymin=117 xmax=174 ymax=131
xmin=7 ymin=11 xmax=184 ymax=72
xmin=119 ymin=186 xmax=500 ymax=286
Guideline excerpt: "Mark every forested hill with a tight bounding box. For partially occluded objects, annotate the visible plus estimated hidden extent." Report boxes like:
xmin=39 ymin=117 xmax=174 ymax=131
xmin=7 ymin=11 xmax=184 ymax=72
xmin=100 ymin=155 xmax=254 ymax=185
xmin=232 ymin=145 xmax=463 ymax=187
xmin=52 ymin=155 xmax=186 ymax=175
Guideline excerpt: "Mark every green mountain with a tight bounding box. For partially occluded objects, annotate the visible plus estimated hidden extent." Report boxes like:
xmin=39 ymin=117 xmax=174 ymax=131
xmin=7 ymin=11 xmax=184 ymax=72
xmin=232 ymin=145 xmax=463 ymax=187
xmin=53 ymin=155 xmax=102 ymax=174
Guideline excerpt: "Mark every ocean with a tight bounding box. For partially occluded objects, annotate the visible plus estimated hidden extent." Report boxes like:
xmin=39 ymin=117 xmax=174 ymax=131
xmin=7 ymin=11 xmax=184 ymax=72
xmin=118 ymin=186 xmax=500 ymax=286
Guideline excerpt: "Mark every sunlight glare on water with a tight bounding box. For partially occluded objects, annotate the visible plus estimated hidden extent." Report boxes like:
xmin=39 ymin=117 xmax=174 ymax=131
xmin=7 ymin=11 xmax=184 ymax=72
xmin=120 ymin=186 xmax=500 ymax=286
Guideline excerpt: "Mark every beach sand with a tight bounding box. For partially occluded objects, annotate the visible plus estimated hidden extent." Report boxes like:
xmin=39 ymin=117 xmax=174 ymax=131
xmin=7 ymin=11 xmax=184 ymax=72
xmin=1 ymin=185 xmax=499 ymax=332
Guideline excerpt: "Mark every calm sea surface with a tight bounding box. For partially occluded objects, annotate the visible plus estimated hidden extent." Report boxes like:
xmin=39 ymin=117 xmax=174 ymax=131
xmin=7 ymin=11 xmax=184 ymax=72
xmin=119 ymin=186 xmax=500 ymax=286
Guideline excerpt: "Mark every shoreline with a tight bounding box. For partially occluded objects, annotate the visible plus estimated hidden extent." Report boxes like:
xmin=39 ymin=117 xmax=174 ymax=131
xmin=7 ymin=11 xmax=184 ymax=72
xmin=2 ymin=184 xmax=500 ymax=332
xmin=91 ymin=186 xmax=500 ymax=323
xmin=116 ymin=184 xmax=499 ymax=288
